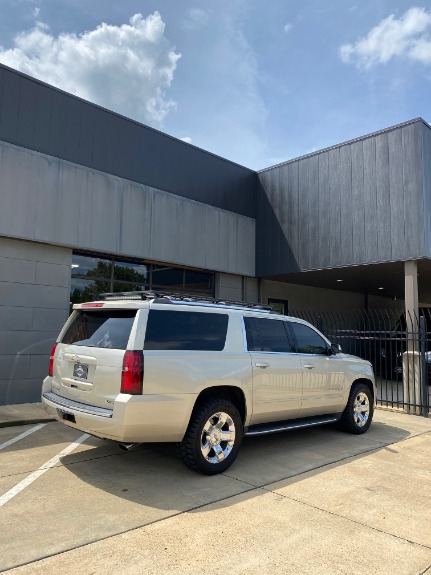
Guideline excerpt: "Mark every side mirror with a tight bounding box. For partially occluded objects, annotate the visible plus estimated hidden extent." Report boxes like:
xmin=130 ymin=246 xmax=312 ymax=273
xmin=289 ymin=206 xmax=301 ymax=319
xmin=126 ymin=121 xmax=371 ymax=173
xmin=330 ymin=343 xmax=342 ymax=355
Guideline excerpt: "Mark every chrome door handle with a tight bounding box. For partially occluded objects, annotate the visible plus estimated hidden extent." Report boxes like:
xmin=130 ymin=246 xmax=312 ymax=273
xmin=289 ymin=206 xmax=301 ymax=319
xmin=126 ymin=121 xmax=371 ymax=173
xmin=255 ymin=362 xmax=270 ymax=368
xmin=303 ymin=364 xmax=315 ymax=369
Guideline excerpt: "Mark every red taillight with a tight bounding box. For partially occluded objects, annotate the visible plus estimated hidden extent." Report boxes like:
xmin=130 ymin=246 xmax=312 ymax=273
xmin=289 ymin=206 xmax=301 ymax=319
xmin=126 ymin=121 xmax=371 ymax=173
xmin=49 ymin=342 xmax=58 ymax=377
xmin=121 ymin=351 xmax=144 ymax=395
xmin=81 ymin=303 xmax=104 ymax=308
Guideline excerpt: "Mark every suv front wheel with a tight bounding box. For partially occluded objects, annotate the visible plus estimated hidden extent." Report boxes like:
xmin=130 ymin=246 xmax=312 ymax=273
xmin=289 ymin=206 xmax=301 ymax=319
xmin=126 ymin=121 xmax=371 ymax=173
xmin=338 ymin=382 xmax=374 ymax=434
xmin=177 ymin=397 xmax=243 ymax=475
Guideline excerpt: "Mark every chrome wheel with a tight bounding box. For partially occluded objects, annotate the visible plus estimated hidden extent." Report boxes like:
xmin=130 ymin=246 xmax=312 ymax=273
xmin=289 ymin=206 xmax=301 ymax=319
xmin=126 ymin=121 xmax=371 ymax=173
xmin=353 ymin=392 xmax=370 ymax=427
xmin=201 ymin=411 xmax=236 ymax=464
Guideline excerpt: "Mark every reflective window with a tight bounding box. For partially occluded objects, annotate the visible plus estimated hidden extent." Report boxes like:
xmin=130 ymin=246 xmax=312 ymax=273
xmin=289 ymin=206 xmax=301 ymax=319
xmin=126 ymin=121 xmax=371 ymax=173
xmin=70 ymin=253 xmax=214 ymax=304
xmin=289 ymin=322 xmax=328 ymax=355
xmin=145 ymin=310 xmax=228 ymax=351
xmin=184 ymin=270 xmax=213 ymax=293
xmin=114 ymin=261 xmax=148 ymax=284
xmin=70 ymin=278 xmax=111 ymax=306
xmin=152 ymin=266 xmax=184 ymax=291
xmin=244 ymin=317 xmax=293 ymax=353
xmin=62 ymin=310 xmax=136 ymax=350
xmin=71 ymin=254 xmax=112 ymax=280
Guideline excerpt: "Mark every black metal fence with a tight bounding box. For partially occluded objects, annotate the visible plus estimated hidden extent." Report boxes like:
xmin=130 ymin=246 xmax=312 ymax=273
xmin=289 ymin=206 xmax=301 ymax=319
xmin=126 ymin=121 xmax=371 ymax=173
xmin=289 ymin=308 xmax=431 ymax=417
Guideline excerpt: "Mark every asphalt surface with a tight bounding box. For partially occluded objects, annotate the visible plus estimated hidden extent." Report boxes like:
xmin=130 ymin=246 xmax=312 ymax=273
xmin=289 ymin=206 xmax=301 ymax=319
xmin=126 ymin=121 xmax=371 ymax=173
xmin=0 ymin=410 xmax=431 ymax=575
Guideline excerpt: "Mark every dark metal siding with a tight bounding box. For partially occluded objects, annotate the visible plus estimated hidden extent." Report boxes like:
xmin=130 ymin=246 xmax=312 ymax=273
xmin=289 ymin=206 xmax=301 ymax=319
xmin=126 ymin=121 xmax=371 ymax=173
xmin=0 ymin=64 xmax=257 ymax=218
xmin=257 ymin=120 xmax=426 ymax=276
xmin=422 ymin=122 xmax=431 ymax=259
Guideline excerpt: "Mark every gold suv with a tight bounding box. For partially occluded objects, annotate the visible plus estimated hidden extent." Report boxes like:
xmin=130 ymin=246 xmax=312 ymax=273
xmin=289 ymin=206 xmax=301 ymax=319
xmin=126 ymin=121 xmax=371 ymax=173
xmin=42 ymin=292 xmax=376 ymax=475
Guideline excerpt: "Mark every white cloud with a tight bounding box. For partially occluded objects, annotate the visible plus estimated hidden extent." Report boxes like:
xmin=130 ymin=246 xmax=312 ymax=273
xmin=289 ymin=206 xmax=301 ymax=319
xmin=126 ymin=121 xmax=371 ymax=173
xmin=284 ymin=23 xmax=292 ymax=34
xmin=0 ymin=12 xmax=181 ymax=126
xmin=183 ymin=8 xmax=210 ymax=30
xmin=180 ymin=136 xmax=192 ymax=144
xmin=340 ymin=7 xmax=431 ymax=68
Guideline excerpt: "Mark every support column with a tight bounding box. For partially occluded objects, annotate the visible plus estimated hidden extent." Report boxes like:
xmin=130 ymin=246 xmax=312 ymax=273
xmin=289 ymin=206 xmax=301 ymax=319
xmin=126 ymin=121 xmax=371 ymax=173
xmin=403 ymin=260 xmax=421 ymax=414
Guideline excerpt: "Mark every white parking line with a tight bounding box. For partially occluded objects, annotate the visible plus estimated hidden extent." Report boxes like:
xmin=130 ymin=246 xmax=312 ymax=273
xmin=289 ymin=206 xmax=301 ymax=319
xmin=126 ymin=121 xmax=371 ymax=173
xmin=0 ymin=423 xmax=47 ymax=452
xmin=0 ymin=433 xmax=90 ymax=507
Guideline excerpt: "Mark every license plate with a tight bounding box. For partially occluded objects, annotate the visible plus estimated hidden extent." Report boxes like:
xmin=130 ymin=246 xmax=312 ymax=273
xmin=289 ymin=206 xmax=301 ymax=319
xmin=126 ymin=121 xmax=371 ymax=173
xmin=73 ymin=363 xmax=88 ymax=379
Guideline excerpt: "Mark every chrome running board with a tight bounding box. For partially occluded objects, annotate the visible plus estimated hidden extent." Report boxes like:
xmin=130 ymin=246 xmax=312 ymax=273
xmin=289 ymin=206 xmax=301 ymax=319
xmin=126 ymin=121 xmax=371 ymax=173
xmin=246 ymin=415 xmax=339 ymax=437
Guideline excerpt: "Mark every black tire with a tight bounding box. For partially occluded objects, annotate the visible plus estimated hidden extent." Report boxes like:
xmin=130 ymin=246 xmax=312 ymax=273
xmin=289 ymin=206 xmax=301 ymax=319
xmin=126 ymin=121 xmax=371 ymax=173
xmin=177 ymin=397 xmax=243 ymax=475
xmin=338 ymin=382 xmax=374 ymax=434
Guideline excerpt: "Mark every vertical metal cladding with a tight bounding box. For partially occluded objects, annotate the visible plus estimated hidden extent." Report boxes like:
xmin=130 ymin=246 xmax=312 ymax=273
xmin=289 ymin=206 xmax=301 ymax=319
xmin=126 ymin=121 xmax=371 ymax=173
xmin=257 ymin=119 xmax=426 ymax=276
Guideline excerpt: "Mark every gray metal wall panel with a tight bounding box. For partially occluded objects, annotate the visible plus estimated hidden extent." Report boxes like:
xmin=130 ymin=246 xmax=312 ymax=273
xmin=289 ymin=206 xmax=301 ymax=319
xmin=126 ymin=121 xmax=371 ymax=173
xmin=17 ymin=79 xmax=37 ymax=149
xmin=49 ymin=90 xmax=68 ymax=159
xmin=339 ymin=145 xmax=353 ymax=266
xmin=257 ymin=120 xmax=426 ymax=276
xmin=317 ymin=152 xmax=330 ymax=268
xmin=0 ymin=307 xmax=33 ymax=331
xmin=0 ymin=237 xmax=71 ymax=405
xmin=422 ymin=123 xmax=431 ymax=258
xmin=298 ymin=159 xmax=310 ymax=270
xmin=0 ymin=68 xmax=20 ymax=143
xmin=118 ymin=181 xmax=153 ymax=257
xmin=363 ymin=137 xmax=378 ymax=262
xmin=388 ymin=129 xmax=405 ymax=259
xmin=0 ymin=143 xmax=38 ymax=239
xmin=204 ymin=207 xmax=221 ymax=271
xmin=375 ymin=132 xmax=391 ymax=261
xmin=0 ymin=64 xmax=256 ymax=219
xmin=64 ymin=97 xmax=82 ymax=164
xmin=0 ymin=379 xmax=44 ymax=404
xmin=0 ymin=140 xmax=255 ymax=276
xmin=402 ymin=122 xmax=424 ymax=258
xmin=34 ymin=83 xmax=53 ymax=155
xmin=351 ymin=141 xmax=366 ymax=264
xmin=178 ymin=200 xmax=206 ymax=268
xmin=78 ymin=104 xmax=95 ymax=166
xmin=92 ymin=107 xmax=108 ymax=171
xmin=328 ymin=148 xmax=342 ymax=264
xmin=307 ymin=155 xmax=319 ymax=269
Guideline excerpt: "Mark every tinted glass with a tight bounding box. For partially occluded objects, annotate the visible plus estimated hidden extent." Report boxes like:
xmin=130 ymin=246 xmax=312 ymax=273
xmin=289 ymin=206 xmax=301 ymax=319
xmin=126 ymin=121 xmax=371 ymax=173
xmin=184 ymin=270 xmax=213 ymax=294
xmin=62 ymin=310 xmax=136 ymax=350
xmin=71 ymin=254 xmax=112 ymax=279
xmin=145 ymin=310 xmax=228 ymax=351
xmin=244 ymin=317 xmax=292 ymax=352
xmin=152 ymin=267 xmax=184 ymax=290
xmin=70 ymin=278 xmax=111 ymax=305
xmin=114 ymin=261 xmax=148 ymax=283
xmin=290 ymin=322 xmax=328 ymax=354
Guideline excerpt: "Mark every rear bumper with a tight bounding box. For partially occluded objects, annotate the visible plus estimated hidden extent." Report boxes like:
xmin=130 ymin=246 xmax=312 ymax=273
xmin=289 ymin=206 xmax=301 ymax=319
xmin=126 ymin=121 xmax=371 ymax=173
xmin=41 ymin=382 xmax=197 ymax=443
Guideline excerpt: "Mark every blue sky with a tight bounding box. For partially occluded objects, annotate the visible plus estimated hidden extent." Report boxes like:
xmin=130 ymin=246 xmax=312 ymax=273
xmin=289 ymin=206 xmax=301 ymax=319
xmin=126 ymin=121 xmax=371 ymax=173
xmin=0 ymin=1 xmax=430 ymax=169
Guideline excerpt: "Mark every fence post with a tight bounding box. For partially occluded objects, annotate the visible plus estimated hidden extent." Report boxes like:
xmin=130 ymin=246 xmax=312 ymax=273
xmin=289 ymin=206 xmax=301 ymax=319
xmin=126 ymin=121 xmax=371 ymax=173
xmin=419 ymin=315 xmax=429 ymax=418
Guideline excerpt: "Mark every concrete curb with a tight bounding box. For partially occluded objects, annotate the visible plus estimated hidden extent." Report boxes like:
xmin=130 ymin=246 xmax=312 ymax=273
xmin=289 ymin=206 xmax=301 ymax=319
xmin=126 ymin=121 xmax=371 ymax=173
xmin=0 ymin=403 xmax=55 ymax=429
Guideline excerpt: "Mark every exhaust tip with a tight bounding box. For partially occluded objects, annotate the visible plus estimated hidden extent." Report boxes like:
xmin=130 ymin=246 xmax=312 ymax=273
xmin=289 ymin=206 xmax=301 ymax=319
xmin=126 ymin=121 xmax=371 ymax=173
xmin=118 ymin=442 xmax=140 ymax=452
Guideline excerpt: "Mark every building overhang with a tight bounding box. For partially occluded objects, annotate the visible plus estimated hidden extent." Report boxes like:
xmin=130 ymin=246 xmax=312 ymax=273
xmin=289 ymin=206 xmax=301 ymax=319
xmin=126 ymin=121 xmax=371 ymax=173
xmin=267 ymin=259 xmax=431 ymax=304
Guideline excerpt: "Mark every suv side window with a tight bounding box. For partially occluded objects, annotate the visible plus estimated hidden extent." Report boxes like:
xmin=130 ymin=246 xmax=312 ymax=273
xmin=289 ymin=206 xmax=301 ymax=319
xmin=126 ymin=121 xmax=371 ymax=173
xmin=244 ymin=317 xmax=293 ymax=353
xmin=144 ymin=310 xmax=228 ymax=351
xmin=289 ymin=322 xmax=328 ymax=355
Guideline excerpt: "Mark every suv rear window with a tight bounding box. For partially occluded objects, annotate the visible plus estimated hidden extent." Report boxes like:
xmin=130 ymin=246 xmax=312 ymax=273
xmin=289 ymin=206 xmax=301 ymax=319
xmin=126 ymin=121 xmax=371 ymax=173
xmin=244 ymin=317 xmax=293 ymax=352
xmin=144 ymin=310 xmax=228 ymax=351
xmin=61 ymin=310 xmax=136 ymax=350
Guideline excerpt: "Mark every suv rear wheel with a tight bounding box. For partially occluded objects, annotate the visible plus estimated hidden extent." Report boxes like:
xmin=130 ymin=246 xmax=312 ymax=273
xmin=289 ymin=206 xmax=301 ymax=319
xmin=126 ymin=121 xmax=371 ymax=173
xmin=338 ymin=382 xmax=373 ymax=434
xmin=177 ymin=397 xmax=243 ymax=475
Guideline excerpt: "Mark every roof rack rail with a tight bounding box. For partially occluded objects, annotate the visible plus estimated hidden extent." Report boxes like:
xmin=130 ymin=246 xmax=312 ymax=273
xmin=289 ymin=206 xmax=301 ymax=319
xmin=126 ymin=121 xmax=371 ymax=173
xmin=98 ymin=290 xmax=274 ymax=311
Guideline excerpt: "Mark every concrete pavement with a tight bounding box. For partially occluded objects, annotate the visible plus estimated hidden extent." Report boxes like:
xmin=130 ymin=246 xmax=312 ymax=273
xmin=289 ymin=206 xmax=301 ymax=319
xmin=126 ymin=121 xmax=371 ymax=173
xmin=1 ymin=409 xmax=431 ymax=574
xmin=0 ymin=402 xmax=54 ymax=428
